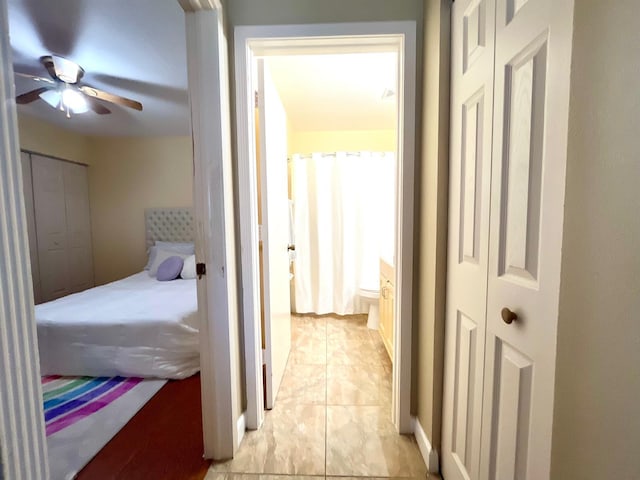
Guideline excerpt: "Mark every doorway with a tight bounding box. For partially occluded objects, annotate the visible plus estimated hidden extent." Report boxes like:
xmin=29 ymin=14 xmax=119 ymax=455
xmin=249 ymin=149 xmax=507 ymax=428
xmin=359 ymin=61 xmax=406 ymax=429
xmin=233 ymin=22 xmax=417 ymax=434
xmin=257 ymin=51 xmax=399 ymax=412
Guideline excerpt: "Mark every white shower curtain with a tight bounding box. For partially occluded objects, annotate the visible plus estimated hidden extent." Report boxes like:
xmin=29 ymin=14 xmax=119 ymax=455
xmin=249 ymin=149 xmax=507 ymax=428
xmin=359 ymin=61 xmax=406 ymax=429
xmin=292 ymin=151 xmax=395 ymax=315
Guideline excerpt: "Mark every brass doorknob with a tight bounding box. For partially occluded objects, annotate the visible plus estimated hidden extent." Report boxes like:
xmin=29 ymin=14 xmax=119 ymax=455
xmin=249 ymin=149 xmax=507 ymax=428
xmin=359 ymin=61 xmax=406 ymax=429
xmin=501 ymin=307 xmax=518 ymax=325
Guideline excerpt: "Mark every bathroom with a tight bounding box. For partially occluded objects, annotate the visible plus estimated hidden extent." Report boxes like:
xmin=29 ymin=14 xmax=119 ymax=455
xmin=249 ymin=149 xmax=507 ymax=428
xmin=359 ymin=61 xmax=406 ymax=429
xmin=257 ymin=51 xmax=400 ymax=408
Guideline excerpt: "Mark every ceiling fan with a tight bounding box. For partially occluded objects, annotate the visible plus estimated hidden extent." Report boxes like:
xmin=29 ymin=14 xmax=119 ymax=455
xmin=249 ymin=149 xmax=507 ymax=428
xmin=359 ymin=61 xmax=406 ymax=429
xmin=15 ymin=55 xmax=143 ymax=118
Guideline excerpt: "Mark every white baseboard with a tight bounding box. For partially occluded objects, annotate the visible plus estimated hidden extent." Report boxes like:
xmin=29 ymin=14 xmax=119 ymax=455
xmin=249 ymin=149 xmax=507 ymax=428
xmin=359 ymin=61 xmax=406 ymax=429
xmin=412 ymin=416 xmax=440 ymax=474
xmin=236 ymin=412 xmax=246 ymax=447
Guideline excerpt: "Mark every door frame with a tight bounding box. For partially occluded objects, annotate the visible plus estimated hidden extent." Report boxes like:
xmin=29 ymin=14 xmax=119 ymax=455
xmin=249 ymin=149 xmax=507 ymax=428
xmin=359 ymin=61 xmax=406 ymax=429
xmin=0 ymin=0 xmax=49 ymax=477
xmin=0 ymin=1 xmax=240 ymax=474
xmin=234 ymin=21 xmax=417 ymax=433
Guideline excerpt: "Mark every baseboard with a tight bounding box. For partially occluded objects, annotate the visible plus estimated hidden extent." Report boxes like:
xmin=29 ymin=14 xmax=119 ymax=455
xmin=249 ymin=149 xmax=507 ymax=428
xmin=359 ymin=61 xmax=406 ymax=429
xmin=236 ymin=412 xmax=246 ymax=447
xmin=412 ymin=416 xmax=440 ymax=474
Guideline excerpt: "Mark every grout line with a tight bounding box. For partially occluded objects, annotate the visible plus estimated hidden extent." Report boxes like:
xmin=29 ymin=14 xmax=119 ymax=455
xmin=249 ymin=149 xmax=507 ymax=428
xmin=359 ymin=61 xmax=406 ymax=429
xmin=324 ymin=315 xmax=328 ymax=477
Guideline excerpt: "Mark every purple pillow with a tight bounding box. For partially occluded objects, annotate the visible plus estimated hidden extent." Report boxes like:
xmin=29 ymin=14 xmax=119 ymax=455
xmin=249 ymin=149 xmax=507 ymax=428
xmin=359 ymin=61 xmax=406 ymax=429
xmin=156 ymin=256 xmax=184 ymax=281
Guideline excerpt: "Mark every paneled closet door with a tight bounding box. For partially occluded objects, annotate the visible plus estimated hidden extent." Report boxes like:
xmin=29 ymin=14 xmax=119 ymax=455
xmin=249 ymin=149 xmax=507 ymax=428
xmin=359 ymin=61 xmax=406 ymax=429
xmin=63 ymin=162 xmax=94 ymax=293
xmin=441 ymin=0 xmax=496 ymax=478
xmin=31 ymin=155 xmax=70 ymax=301
xmin=20 ymin=152 xmax=42 ymax=304
xmin=479 ymin=0 xmax=574 ymax=478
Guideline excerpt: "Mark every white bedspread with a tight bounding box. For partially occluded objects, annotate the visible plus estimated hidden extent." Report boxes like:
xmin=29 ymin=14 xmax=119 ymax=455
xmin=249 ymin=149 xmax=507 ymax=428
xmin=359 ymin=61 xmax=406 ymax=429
xmin=36 ymin=272 xmax=199 ymax=379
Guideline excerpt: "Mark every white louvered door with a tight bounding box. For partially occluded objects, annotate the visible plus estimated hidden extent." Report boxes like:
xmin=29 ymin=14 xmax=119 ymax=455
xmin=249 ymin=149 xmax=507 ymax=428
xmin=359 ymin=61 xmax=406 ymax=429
xmin=443 ymin=0 xmax=574 ymax=478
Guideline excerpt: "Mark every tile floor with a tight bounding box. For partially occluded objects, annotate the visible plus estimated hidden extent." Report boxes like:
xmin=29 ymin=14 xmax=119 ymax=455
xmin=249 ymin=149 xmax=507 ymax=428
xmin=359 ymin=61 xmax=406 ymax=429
xmin=207 ymin=314 xmax=439 ymax=480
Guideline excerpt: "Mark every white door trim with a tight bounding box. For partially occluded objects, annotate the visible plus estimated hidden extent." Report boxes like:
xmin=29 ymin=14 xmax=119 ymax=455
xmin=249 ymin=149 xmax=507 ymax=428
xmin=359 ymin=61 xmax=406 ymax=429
xmin=0 ymin=0 xmax=241 ymax=473
xmin=234 ymin=21 xmax=417 ymax=434
xmin=0 ymin=0 xmax=49 ymax=476
xmin=181 ymin=4 xmax=241 ymax=459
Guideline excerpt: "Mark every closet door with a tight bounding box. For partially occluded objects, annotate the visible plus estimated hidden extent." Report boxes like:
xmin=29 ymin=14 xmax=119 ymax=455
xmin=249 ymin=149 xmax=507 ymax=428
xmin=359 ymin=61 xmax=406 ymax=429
xmin=479 ymin=0 xmax=574 ymax=478
xmin=31 ymin=155 xmax=70 ymax=301
xmin=442 ymin=0 xmax=497 ymax=479
xmin=20 ymin=152 xmax=42 ymax=304
xmin=63 ymin=162 xmax=94 ymax=293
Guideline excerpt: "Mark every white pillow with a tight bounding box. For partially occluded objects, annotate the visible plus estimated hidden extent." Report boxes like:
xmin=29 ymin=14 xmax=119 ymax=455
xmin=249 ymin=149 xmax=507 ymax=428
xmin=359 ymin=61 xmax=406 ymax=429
xmin=181 ymin=255 xmax=197 ymax=279
xmin=148 ymin=248 xmax=189 ymax=277
xmin=144 ymin=242 xmax=195 ymax=270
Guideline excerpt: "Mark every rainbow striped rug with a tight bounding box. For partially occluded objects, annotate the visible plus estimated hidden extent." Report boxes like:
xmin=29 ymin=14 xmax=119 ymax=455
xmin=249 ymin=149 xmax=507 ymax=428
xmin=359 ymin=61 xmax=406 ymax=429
xmin=42 ymin=375 xmax=166 ymax=480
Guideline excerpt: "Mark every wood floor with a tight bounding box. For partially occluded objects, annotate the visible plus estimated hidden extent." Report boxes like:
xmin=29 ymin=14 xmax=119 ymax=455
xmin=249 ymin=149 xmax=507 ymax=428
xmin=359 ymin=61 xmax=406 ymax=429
xmin=77 ymin=373 xmax=210 ymax=480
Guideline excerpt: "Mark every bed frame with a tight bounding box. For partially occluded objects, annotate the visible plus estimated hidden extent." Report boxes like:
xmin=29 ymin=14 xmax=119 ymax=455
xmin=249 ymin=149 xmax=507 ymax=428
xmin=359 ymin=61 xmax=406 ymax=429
xmin=145 ymin=207 xmax=195 ymax=248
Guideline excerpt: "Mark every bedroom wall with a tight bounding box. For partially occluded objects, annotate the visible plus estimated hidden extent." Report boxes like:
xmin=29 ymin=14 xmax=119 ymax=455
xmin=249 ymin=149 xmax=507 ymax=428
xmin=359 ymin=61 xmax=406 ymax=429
xmin=17 ymin=112 xmax=93 ymax=164
xmin=288 ymin=129 xmax=396 ymax=155
xmin=551 ymin=0 xmax=640 ymax=477
xmin=88 ymin=135 xmax=193 ymax=285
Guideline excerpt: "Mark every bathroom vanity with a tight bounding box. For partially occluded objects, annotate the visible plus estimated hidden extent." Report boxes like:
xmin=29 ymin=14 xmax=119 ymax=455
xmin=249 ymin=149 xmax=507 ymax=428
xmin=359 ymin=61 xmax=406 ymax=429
xmin=379 ymin=259 xmax=395 ymax=361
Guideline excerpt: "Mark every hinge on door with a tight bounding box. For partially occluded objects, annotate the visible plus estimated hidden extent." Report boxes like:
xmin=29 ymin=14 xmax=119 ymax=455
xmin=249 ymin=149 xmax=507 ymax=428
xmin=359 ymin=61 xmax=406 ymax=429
xmin=196 ymin=262 xmax=206 ymax=279
xmin=254 ymin=90 xmax=259 ymax=108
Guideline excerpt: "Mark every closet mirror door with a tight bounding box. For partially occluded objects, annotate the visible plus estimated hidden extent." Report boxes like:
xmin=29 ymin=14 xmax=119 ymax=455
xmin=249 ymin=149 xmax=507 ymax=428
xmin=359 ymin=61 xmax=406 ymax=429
xmin=480 ymin=0 xmax=574 ymax=478
xmin=442 ymin=0 xmax=496 ymax=478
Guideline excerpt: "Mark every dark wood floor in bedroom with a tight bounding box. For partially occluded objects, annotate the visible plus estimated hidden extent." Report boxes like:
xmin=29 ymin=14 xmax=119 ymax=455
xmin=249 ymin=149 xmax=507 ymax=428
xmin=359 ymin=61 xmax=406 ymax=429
xmin=77 ymin=373 xmax=210 ymax=480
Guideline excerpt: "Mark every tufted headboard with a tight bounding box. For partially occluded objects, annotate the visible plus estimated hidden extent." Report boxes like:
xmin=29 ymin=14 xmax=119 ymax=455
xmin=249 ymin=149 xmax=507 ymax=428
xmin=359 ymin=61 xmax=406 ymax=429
xmin=145 ymin=208 xmax=195 ymax=249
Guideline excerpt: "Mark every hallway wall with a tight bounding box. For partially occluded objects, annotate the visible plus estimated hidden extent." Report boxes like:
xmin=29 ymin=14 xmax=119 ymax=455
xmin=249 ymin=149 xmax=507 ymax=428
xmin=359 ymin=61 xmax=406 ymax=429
xmin=223 ymin=0 xmax=426 ymax=432
xmin=414 ymin=0 xmax=450 ymax=452
xmin=551 ymin=1 xmax=640 ymax=478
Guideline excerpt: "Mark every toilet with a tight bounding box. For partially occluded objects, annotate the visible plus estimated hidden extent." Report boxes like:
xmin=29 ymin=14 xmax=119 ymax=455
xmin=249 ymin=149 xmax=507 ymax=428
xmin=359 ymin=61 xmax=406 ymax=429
xmin=359 ymin=284 xmax=380 ymax=330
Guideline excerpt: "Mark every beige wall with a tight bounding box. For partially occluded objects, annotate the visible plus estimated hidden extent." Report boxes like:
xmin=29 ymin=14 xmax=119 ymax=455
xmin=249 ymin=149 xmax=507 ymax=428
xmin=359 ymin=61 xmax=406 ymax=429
xmin=224 ymin=0 xmax=425 ymax=419
xmin=414 ymin=0 xmax=450 ymax=449
xmin=288 ymin=129 xmax=396 ymax=155
xmin=88 ymin=136 xmax=193 ymax=285
xmin=16 ymin=114 xmax=193 ymax=286
xmin=551 ymin=1 xmax=640 ymax=478
xmin=17 ymin=113 xmax=93 ymax=164
xmin=225 ymin=0 xmax=423 ymax=26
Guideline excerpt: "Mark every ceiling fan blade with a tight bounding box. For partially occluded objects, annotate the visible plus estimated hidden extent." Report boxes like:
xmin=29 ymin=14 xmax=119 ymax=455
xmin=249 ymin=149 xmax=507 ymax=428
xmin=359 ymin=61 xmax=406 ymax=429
xmin=16 ymin=87 xmax=51 ymax=105
xmin=80 ymin=86 xmax=143 ymax=111
xmin=15 ymin=72 xmax=55 ymax=84
xmin=86 ymin=97 xmax=111 ymax=115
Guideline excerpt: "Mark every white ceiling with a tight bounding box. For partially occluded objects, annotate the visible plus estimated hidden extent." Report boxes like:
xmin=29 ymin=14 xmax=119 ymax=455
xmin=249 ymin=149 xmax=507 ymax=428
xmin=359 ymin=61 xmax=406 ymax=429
xmin=267 ymin=53 xmax=398 ymax=132
xmin=8 ymin=0 xmax=190 ymax=136
xmin=8 ymin=1 xmax=398 ymax=137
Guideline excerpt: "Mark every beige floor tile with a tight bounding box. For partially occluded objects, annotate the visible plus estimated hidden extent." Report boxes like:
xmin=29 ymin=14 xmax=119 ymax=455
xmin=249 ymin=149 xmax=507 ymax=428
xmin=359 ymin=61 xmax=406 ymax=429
xmin=327 ymin=336 xmax=380 ymax=365
xmin=327 ymin=476 xmax=440 ymax=480
xmin=277 ymin=363 xmax=326 ymax=405
xmin=207 ymin=474 xmax=325 ymax=480
xmin=291 ymin=336 xmax=327 ymax=365
xmin=326 ymin=363 xmax=391 ymax=406
xmin=326 ymin=406 xmax=427 ymax=477
xmin=326 ymin=318 xmax=370 ymax=341
xmin=210 ymin=404 xmax=326 ymax=475
xmin=292 ymin=316 xmax=327 ymax=343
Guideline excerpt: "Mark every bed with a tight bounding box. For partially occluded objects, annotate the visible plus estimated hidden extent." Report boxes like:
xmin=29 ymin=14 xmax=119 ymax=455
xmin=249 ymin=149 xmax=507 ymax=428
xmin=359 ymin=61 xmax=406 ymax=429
xmin=35 ymin=208 xmax=199 ymax=380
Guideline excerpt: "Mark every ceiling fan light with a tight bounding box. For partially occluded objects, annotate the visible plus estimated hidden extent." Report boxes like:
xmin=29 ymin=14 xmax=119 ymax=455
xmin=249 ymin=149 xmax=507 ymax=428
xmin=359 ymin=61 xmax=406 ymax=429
xmin=62 ymin=88 xmax=88 ymax=114
xmin=39 ymin=89 xmax=61 ymax=109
